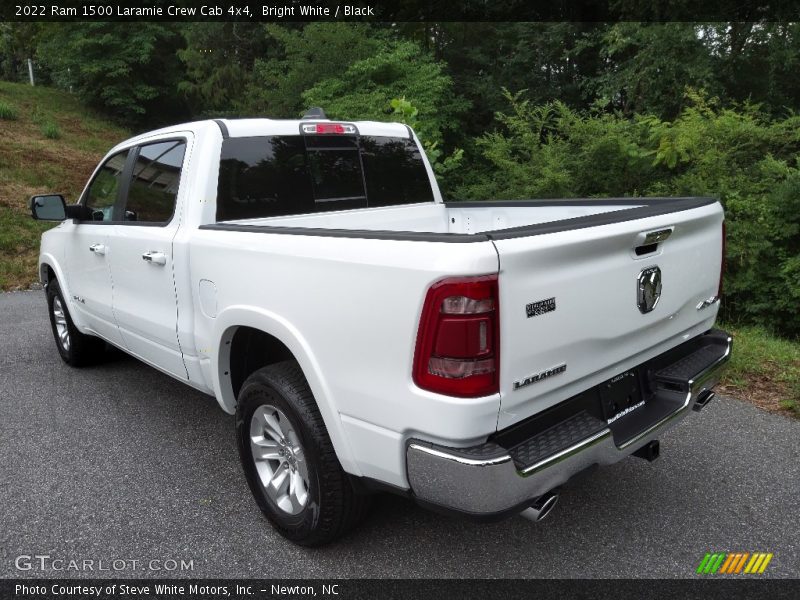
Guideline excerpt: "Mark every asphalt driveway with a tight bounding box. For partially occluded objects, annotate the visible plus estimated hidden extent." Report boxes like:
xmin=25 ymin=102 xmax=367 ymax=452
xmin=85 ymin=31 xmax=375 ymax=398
xmin=1 ymin=291 xmax=797 ymax=578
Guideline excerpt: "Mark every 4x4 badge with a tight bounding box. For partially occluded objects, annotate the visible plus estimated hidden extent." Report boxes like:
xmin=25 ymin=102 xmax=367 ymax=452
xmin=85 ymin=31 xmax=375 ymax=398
xmin=637 ymin=266 xmax=662 ymax=313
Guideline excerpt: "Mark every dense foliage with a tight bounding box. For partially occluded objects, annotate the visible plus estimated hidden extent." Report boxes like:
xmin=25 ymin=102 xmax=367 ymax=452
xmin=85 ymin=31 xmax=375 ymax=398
xmin=36 ymin=23 xmax=186 ymax=121
xmin=1 ymin=22 xmax=798 ymax=335
xmin=457 ymin=90 xmax=800 ymax=334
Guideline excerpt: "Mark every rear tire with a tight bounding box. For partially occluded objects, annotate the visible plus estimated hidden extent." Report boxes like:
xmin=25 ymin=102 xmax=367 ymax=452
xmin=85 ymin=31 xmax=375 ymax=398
xmin=46 ymin=279 xmax=105 ymax=367
xmin=236 ymin=361 xmax=369 ymax=546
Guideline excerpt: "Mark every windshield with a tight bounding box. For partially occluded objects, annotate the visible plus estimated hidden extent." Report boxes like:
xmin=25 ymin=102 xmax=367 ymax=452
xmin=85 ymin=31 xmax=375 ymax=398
xmin=216 ymin=134 xmax=435 ymax=222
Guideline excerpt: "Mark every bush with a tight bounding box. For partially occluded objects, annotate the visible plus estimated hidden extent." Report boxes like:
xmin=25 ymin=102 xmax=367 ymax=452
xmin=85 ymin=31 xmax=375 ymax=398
xmin=457 ymin=89 xmax=800 ymax=337
xmin=41 ymin=120 xmax=61 ymax=139
xmin=0 ymin=100 xmax=18 ymax=120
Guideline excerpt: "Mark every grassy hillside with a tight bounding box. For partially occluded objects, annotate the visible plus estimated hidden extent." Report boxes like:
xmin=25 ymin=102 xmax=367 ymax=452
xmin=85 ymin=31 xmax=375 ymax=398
xmin=0 ymin=81 xmax=127 ymax=289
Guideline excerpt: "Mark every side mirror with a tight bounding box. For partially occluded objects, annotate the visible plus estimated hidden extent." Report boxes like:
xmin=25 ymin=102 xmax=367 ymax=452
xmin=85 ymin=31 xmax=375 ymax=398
xmin=30 ymin=194 xmax=67 ymax=221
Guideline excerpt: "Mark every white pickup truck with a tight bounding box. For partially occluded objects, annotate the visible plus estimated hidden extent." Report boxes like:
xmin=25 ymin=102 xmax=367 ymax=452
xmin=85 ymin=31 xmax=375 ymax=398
xmin=31 ymin=112 xmax=731 ymax=546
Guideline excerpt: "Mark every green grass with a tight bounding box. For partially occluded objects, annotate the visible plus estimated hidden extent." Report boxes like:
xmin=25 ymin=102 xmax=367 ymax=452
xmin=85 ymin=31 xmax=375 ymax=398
xmin=0 ymin=100 xmax=18 ymax=120
xmin=0 ymin=81 xmax=128 ymax=289
xmin=0 ymin=206 xmax=53 ymax=289
xmin=41 ymin=121 xmax=61 ymax=139
xmin=718 ymin=322 xmax=800 ymax=418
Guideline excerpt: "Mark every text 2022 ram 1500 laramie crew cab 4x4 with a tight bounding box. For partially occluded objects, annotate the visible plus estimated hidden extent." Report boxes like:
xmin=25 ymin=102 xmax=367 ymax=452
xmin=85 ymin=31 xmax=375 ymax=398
xmin=31 ymin=111 xmax=731 ymax=546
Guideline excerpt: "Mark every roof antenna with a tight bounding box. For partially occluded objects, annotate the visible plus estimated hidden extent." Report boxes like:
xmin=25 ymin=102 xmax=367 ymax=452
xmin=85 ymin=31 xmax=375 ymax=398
xmin=302 ymin=107 xmax=327 ymax=120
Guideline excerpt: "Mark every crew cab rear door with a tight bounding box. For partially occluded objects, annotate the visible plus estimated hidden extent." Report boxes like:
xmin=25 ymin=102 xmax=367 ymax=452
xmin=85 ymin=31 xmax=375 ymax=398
xmin=493 ymin=200 xmax=724 ymax=430
xmin=107 ymin=137 xmax=190 ymax=379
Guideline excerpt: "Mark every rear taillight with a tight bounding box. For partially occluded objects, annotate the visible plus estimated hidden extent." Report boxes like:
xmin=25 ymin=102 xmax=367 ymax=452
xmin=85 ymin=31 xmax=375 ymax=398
xmin=413 ymin=275 xmax=499 ymax=398
xmin=718 ymin=220 xmax=726 ymax=298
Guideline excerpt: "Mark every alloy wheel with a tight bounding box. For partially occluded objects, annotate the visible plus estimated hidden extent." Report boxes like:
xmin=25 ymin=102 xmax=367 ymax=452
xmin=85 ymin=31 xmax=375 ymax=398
xmin=249 ymin=404 xmax=310 ymax=515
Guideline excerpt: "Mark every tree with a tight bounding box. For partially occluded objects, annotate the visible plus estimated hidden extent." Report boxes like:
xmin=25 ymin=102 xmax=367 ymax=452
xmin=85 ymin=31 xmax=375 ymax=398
xmin=302 ymin=39 xmax=468 ymax=143
xmin=702 ymin=22 xmax=800 ymax=116
xmin=36 ymin=23 xmax=186 ymax=125
xmin=438 ymin=23 xmax=596 ymax=132
xmin=243 ymin=23 xmax=383 ymax=117
xmin=577 ymin=23 xmax=716 ymax=118
xmin=0 ymin=23 xmax=44 ymax=82
xmin=178 ymin=23 xmax=271 ymax=116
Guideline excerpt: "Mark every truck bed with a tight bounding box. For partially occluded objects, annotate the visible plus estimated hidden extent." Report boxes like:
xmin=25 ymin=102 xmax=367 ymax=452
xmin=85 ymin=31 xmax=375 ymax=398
xmin=204 ymin=197 xmax=716 ymax=241
xmin=197 ymin=194 xmax=723 ymax=438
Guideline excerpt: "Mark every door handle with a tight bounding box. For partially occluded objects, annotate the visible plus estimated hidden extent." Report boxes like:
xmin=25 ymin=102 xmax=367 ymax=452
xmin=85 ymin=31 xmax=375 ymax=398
xmin=89 ymin=244 xmax=106 ymax=255
xmin=141 ymin=251 xmax=167 ymax=266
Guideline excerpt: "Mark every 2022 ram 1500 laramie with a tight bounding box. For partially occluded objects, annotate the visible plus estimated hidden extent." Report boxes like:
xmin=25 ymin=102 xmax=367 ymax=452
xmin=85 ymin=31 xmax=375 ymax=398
xmin=31 ymin=112 xmax=731 ymax=546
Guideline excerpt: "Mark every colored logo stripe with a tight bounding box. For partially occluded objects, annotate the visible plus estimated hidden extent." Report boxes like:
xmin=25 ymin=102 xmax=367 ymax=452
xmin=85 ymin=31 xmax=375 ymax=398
xmin=733 ymin=553 xmax=749 ymax=574
xmin=719 ymin=553 xmax=735 ymax=573
xmin=697 ymin=552 xmax=773 ymax=574
xmin=745 ymin=553 xmax=773 ymax=574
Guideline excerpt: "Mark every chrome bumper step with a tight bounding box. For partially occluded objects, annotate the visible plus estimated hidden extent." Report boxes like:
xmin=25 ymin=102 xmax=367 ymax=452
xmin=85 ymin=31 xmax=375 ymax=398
xmin=406 ymin=329 xmax=732 ymax=517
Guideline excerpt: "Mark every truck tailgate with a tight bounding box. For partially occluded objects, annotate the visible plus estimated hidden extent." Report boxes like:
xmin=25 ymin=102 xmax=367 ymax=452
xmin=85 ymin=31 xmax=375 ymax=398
xmin=493 ymin=200 xmax=724 ymax=429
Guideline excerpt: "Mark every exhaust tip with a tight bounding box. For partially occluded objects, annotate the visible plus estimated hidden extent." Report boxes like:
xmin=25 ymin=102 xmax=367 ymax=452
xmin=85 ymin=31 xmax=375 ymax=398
xmin=521 ymin=490 xmax=559 ymax=523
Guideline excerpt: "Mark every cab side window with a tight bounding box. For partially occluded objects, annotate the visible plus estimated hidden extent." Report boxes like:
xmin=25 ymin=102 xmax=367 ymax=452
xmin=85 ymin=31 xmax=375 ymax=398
xmin=122 ymin=140 xmax=186 ymax=224
xmin=83 ymin=150 xmax=129 ymax=221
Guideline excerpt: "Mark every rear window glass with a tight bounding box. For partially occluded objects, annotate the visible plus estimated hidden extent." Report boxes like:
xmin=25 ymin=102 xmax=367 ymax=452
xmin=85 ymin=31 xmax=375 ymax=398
xmin=216 ymin=134 xmax=434 ymax=222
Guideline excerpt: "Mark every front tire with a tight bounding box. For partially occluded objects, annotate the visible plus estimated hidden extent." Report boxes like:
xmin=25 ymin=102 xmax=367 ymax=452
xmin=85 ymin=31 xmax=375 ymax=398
xmin=46 ymin=279 xmax=105 ymax=366
xmin=236 ymin=361 xmax=368 ymax=546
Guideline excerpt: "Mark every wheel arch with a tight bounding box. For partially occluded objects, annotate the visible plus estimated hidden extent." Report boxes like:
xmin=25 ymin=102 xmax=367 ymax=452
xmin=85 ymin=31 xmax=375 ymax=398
xmin=38 ymin=254 xmax=89 ymax=330
xmin=40 ymin=263 xmax=55 ymax=286
xmin=212 ymin=306 xmax=361 ymax=476
xmin=39 ymin=253 xmax=65 ymax=289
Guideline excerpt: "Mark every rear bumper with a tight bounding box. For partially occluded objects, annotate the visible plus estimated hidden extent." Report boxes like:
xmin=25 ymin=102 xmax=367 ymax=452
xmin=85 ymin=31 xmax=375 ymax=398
xmin=406 ymin=329 xmax=732 ymax=517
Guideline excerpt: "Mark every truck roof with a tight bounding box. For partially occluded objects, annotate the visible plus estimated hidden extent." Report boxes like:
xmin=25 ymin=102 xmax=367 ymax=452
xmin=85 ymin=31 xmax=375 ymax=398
xmin=118 ymin=118 xmax=412 ymax=150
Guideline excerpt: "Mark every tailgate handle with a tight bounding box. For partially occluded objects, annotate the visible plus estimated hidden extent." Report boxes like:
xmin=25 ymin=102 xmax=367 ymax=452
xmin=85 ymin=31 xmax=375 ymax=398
xmin=633 ymin=227 xmax=673 ymax=256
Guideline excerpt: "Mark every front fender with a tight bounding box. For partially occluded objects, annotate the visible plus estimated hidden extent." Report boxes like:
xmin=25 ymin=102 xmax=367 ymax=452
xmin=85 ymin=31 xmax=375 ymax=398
xmin=38 ymin=251 xmax=89 ymax=332
xmin=211 ymin=305 xmax=361 ymax=477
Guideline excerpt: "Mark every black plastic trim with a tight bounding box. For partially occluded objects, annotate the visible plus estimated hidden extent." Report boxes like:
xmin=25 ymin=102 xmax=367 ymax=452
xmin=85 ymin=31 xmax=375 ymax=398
xmin=446 ymin=197 xmax=714 ymax=208
xmin=635 ymin=242 xmax=659 ymax=255
xmin=346 ymin=474 xmax=412 ymax=498
xmin=452 ymin=197 xmax=717 ymax=241
xmin=492 ymin=388 xmax=604 ymax=449
xmin=302 ymin=107 xmax=327 ymax=120
xmin=213 ymin=119 xmax=229 ymax=139
xmin=68 ymin=220 xmax=170 ymax=227
xmin=111 ymin=149 xmax=137 ymax=220
xmin=64 ymin=204 xmax=91 ymax=220
xmin=201 ymin=196 xmax=717 ymax=243
xmin=200 ymin=223 xmax=491 ymax=243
